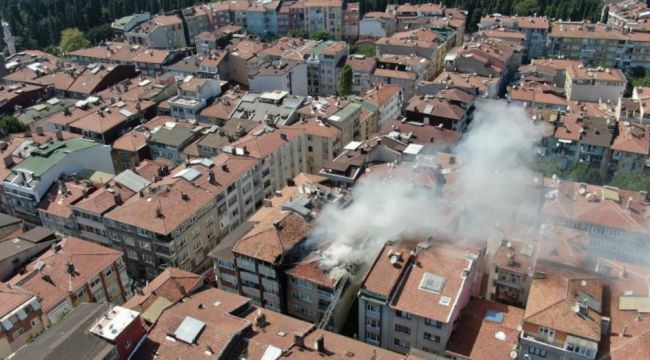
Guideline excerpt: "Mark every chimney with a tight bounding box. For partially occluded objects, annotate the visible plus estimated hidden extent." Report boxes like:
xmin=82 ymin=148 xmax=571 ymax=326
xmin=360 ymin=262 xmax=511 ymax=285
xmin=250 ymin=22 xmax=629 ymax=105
xmin=221 ymin=164 xmax=229 ymax=172
xmin=293 ymin=332 xmax=305 ymax=348
xmin=641 ymin=190 xmax=648 ymax=199
xmin=55 ymin=129 xmax=63 ymax=140
xmin=208 ymin=170 xmax=216 ymax=184
xmin=314 ymin=334 xmax=325 ymax=352
xmin=113 ymin=193 xmax=123 ymax=205
xmin=620 ymin=267 xmax=627 ymax=279
xmin=620 ymin=324 xmax=627 ymax=337
xmin=67 ymin=262 xmax=76 ymax=275
xmin=286 ymin=178 xmax=296 ymax=187
xmin=181 ymin=192 xmax=190 ymax=201
xmin=626 ymin=196 xmax=633 ymax=210
xmin=36 ymin=126 xmax=44 ymax=136
xmin=280 ymin=133 xmax=288 ymax=141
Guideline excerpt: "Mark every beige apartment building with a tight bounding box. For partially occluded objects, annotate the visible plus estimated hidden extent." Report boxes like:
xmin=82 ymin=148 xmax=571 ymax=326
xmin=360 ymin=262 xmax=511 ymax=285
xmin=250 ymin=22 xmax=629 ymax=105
xmin=9 ymin=237 xmax=131 ymax=324
xmin=126 ymin=15 xmax=187 ymax=49
xmin=104 ymin=154 xmax=262 ymax=279
xmin=358 ymin=240 xmax=484 ymax=356
xmin=305 ymin=0 xmax=343 ymax=40
xmin=564 ymin=64 xmax=627 ymax=103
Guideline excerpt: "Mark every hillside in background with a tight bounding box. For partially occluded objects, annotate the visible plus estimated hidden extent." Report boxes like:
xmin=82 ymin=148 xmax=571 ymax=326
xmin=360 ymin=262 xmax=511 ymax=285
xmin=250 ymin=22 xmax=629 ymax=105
xmin=0 ymin=0 xmax=604 ymax=51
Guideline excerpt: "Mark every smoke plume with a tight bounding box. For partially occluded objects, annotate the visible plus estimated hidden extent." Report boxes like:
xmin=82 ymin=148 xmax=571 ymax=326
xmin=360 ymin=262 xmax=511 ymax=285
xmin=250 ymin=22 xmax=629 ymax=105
xmin=310 ymin=100 xmax=545 ymax=279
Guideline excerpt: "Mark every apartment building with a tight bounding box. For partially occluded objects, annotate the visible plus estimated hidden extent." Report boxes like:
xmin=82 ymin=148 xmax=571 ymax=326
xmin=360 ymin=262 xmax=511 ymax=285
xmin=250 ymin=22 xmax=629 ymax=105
xmin=37 ymin=179 xmax=94 ymax=236
xmin=445 ymin=299 xmax=524 ymax=359
xmin=542 ymin=180 xmax=650 ymax=266
xmin=358 ymin=239 xmax=484 ymax=355
xmin=104 ymin=153 xmax=261 ymax=279
xmin=285 ymin=247 xmax=354 ymax=332
xmin=342 ymin=2 xmax=359 ymax=40
xmin=112 ymin=12 xmax=151 ymax=33
xmin=230 ymin=125 xmax=307 ymax=195
xmin=289 ymin=121 xmax=342 ymax=174
xmin=182 ymin=5 xmax=212 ymax=44
xmin=9 ymin=237 xmax=131 ymax=323
xmin=0 ymin=283 xmax=46 ymax=359
xmin=607 ymin=0 xmax=650 ymax=28
xmin=169 ymin=77 xmax=221 ymax=120
xmin=71 ymin=177 xmax=139 ymax=246
xmin=249 ymin=59 xmax=309 ymax=96
xmin=126 ymin=14 xmax=187 ymax=49
xmin=509 ymin=83 xmax=569 ymax=111
xmin=306 ymin=41 xmax=349 ymax=96
xmin=12 ymin=303 xmax=145 ymax=360
xmin=360 ymin=12 xmax=397 ymax=40
xmin=147 ymin=120 xmax=202 ymax=163
xmin=632 ymin=86 xmax=650 ymax=124
xmin=346 ymin=55 xmax=377 ymax=94
xmin=304 ymin=0 xmax=343 ymax=40
xmin=405 ymin=88 xmax=475 ymax=131
xmin=133 ymin=287 xmax=407 ymax=359
xmin=232 ymin=212 xmax=311 ymax=312
xmin=445 ymin=40 xmax=521 ymax=96
xmin=376 ymin=28 xmax=452 ymax=76
xmin=124 ymin=267 xmax=202 ymax=324
xmin=422 ymin=71 xmax=499 ymax=98
xmin=246 ymin=0 xmax=281 ymax=37
xmin=565 ymin=64 xmax=627 ymax=104
xmin=360 ymin=84 xmax=403 ymax=129
xmin=517 ymin=58 xmax=583 ymax=87
xmin=1 ymin=138 xmax=114 ymax=224
xmin=610 ymin=121 xmax=649 ymax=173
xmin=548 ymin=22 xmax=625 ymax=68
xmin=67 ymin=42 xmax=181 ymax=76
xmin=230 ymin=90 xmax=306 ymax=127
xmin=479 ymin=14 xmax=550 ymax=59
xmin=226 ymin=40 xmax=268 ymax=87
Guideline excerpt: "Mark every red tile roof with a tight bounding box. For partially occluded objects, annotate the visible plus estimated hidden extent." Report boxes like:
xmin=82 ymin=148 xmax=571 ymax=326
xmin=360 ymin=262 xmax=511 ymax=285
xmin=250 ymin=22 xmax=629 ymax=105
xmin=124 ymin=267 xmax=202 ymax=312
xmin=10 ymin=237 xmax=123 ymax=312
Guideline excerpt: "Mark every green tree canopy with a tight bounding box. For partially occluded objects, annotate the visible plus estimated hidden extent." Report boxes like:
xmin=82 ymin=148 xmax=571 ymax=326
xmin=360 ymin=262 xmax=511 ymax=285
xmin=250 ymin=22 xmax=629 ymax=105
xmin=565 ymin=163 xmax=603 ymax=185
xmin=0 ymin=115 xmax=27 ymax=135
xmin=310 ymin=30 xmax=330 ymax=41
xmin=59 ymin=28 xmax=90 ymax=53
xmin=513 ymin=0 xmax=540 ymax=16
xmin=288 ymin=28 xmax=308 ymax=39
xmin=350 ymin=44 xmax=376 ymax=58
xmin=609 ymin=173 xmax=650 ymax=200
xmin=337 ymin=64 xmax=353 ymax=96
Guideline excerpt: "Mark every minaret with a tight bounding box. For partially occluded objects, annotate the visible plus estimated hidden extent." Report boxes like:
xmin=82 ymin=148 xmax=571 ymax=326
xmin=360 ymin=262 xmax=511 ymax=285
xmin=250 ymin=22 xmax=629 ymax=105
xmin=2 ymin=20 xmax=16 ymax=56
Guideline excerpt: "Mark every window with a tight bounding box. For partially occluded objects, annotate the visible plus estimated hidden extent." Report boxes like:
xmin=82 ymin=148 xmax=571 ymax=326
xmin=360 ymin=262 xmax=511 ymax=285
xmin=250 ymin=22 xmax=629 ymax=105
xmin=143 ymin=254 xmax=154 ymax=264
xmin=127 ymin=249 xmax=138 ymax=260
xmin=424 ymin=333 xmax=440 ymax=343
xmin=395 ymin=310 xmax=411 ymax=320
xmin=125 ymin=339 xmax=132 ymax=349
xmin=539 ymin=327 xmax=555 ymax=338
xmin=366 ymin=303 xmax=379 ymax=313
xmin=395 ymin=324 xmax=411 ymax=335
xmin=140 ymin=240 xmax=152 ymax=251
xmin=124 ymin=237 xmax=135 ymax=246
xmin=293 ymin=291 xmax=313 ymax=304
xmin=292 ymin=278 xmax=312 ymax=289
xmin=528 ymin=346 xmax=547 ymax=357
xmin=89 ymin=276 xmax=101 ymax=288
xmin=424 ymin=318 xmax=442 ymax=328
xmin=13 ymin=328 xmax=24 ymax=338
xmin=179 ymin=252 xmax=190 ymax=264
xmin=393 ymin=338 xmax=410 ymax=349
xmin=76 ymin=287 xmax=86 ymax=299
xmin=104 ymin=267 xmax=113 ymax=277
xmin=366 ymin=332 xmax=379 ymax=342
xmin=366 ymin=318 xmax=379 ymax=328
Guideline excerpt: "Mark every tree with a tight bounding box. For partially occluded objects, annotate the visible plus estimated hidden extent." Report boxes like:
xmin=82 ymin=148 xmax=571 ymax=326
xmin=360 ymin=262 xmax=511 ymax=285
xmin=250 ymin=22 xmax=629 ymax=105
xmin=85 ymin=24 xmax=115 ymax=45
xmin=288 ymin=28 xmax=308 ymax=39
xmin=565 ymin=163 xmax=602 ymax=185
xmin=351 ymin=44 xmax=376 ymax=58
xmin=338 ymin=64 xmax=353 ymax=96
xmin=609 ymin=173 xmax=650 ymax=200
xmin=310 ymin=30 xmax=330 ymax=41
xmin=59 ymin=28 xmax=90 ymax=53
xmin=513 ymin=0 xmax=540 ymax=16
xmin=533 ymin=157 xmax=563 ymax=178
xmin=0 ymin=115 xmax=27 ymax=135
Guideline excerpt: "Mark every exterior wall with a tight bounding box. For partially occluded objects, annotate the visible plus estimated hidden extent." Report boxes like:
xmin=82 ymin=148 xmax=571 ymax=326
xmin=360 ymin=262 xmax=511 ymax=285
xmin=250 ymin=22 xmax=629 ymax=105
xmin=0 ymin=297 xmax=46 ymax=358
xmin=266 ymin=134 xmax=308 ymax=193
xmin=306 ymin=6 xmax=342 ymax=40
xmin=377 ymin=91 xmax=402 ymax=129
xmin=305 ymin=133 xmax=339 ymax=174
xmin=106 ymin=203 xmax=221 ymax=279
xmin=74 ymin=208 xmax=112 ymax=246
xmin=2 ymin=144 xmax=114 ymax=224
xmin=342 ymin=7 xmax=359 ymax=40
xmin=522 ymin=27 xmax=548 ymax=59
xmin=249 ymin=63 xmax=309 ymax=96
xmin=46 ymin=298 xmax=73 ymax=324
xmin=235 ymin=255 xmax=283 ymax=312
xmin=39 ymin=211 xmax=78 ymax=237
xmin=565 ymin=77 xmax=626 ymax=104
xmin=548 ymin=36 xmax=619 ymax=68
xmin=360 ymin=19 xmax=395 ymax=39
xmin=519 ymin=322 xmax=597 ymax=360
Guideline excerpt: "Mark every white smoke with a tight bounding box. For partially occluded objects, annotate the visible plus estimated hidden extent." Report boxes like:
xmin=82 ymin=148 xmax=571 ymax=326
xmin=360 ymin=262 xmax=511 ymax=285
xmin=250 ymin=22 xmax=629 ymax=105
xmin=310 ymin=100 xmax=545 ymax=278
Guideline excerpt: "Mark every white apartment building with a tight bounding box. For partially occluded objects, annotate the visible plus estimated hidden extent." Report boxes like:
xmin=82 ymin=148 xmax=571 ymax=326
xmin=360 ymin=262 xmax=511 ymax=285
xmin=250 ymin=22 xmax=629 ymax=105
xmin=169 ymin=77 xmax=221 ymax=120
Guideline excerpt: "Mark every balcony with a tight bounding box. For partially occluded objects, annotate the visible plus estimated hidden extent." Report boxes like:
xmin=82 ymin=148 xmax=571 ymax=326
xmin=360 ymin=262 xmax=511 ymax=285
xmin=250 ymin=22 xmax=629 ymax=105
xmin=318 ymin=289 xmax=334 ymax=300
xmin=241 ymin=285 xmax=261 ymax=299
xmin=521 ymin=331 xmax=565 ymax=350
